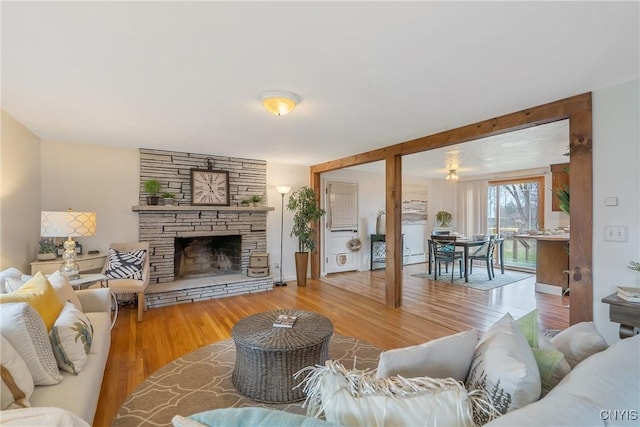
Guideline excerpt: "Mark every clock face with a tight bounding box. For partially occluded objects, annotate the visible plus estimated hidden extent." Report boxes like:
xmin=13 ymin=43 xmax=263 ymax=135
xmin=190 ymin=169 xmax=229 ymax=206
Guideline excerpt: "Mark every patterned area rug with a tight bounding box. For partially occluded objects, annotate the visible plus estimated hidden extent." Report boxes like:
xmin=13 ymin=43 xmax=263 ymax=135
xmin=411 ymin=269 xmax=533 ymax=291
xmin=112 ymin=335 xmax=381 ymax=427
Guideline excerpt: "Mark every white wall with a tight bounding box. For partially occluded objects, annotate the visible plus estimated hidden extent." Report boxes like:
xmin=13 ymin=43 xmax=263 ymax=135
xmin=1 ymin=111 xmax=42 ymax=271
xmin=265 ymin=162 xmax=311 ymax=282
xmin=592 ymin=79 xmax=640 ymax=344
xmin=40 ymin=141 xmax=140 ymax=253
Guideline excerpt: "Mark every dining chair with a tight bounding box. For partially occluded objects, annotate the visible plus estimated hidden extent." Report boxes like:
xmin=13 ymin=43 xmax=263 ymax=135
xmin=101 ymin=242 xmax=150 ymax=322
xmin=432 ymin=236 xmax=464 ymax=282
xmin=468 ymin=235 xmax=497 ymax=280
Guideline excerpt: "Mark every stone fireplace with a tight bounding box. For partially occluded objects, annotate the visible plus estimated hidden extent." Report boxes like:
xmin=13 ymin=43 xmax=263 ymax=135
xmin=133 ymin=148 xmax=274 ymax=308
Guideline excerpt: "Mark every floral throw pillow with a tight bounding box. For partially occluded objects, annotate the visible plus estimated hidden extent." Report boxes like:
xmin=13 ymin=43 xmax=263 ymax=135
xmin=49 ymin=301 xmax=94 ymax=374
xmin=105 ymin=248 xmax=146 ymax=280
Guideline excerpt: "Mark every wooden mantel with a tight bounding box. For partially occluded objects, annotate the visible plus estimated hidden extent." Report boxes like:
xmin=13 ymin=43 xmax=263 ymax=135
xmin=132 ymin=205 xmax=274 ymax=212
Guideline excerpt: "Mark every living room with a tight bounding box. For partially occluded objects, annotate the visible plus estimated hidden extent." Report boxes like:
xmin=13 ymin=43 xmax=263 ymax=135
xmin=1 ymin=2 xmax=639 ymax=426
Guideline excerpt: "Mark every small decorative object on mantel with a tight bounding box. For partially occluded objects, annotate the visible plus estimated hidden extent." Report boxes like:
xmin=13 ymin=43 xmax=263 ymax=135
xmin=143 ymin=179 xmax=161 ymax=205
xmin=162 ymin=192 xmax=176 ymax=206
xmin=190 ymin=157 xmax=230 ymax=206
xmin=435 ymin=210 xmax=452 ymax=227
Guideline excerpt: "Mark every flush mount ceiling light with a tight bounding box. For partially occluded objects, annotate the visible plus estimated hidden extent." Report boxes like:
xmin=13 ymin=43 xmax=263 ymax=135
xmin=446 ymin=169 xmax=459 ymax=181
xmin=258 ymin=90 xmax=300 ymax=116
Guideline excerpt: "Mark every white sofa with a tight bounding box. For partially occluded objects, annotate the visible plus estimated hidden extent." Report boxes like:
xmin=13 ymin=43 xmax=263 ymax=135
xmin=0 ymin=267 xmax=112 ymax=426
xmin=27 ymin=288 xmax=112 ymax=424
xmin=487 ymin=333 xmax=640 ymax=426
xmin=177 ymin=329 xmax=640 ymax=427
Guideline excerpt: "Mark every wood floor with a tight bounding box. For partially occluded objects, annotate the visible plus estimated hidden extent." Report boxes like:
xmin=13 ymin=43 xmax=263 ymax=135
xmin=94 ymin=263 xmax=569 ymax=426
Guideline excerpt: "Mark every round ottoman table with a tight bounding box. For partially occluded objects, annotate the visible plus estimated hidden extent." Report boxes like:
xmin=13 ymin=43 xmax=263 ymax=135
xmin=231 ymin=309 xmax=334 ymax=403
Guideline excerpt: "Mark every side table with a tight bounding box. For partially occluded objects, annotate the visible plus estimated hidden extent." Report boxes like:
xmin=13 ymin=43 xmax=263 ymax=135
xmin=231 ymin=309 xmax=333 ymax=403
xmin=601 ymin=293 xmax=640 ymax=339
xmin=69 ymin=274 xmax=117 ymax=329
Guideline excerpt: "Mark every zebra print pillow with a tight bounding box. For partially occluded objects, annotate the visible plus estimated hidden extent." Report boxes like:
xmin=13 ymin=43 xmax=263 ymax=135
xmin=105 ymin=248 xmax=146 ymax=280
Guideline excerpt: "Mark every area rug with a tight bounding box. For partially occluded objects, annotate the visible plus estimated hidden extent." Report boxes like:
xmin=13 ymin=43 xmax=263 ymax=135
xmin=411 ymin=269 xmax=533 ymax=291
xmin=112 ymin=335 xmax=381 ymax=427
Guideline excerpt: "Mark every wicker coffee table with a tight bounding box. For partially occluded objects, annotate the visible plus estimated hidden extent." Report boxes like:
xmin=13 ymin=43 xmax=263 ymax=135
xmin=231 ymin=309 xmax=333 ymax=403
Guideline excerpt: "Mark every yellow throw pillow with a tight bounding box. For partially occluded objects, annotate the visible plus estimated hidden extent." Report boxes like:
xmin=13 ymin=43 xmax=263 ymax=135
xmin=0 ymin=271 xmax=63 ymax=330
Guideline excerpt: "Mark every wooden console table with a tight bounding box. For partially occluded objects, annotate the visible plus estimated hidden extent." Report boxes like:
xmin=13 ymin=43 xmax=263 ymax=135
xmin=601 ymin=293 xmax=640 ymax=338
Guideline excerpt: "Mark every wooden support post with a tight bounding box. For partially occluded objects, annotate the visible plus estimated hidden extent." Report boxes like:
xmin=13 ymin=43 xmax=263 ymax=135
xmin=385 ymin=155 xmax=402 ymax=308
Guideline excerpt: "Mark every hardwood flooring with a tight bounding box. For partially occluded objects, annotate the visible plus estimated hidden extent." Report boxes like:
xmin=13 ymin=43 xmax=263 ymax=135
xmin=94 ymin=263 xmax=569 ymax=426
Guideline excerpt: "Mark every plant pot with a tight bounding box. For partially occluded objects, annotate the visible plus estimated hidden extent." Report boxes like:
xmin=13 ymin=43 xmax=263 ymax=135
xmin=37 ymin=253 xmax=57 ymax=261
xmin=146 ymin=196 xmax=159 ymax=205
xmin=163 ymin=198 xmax=175 ymax=206
xmin=294 ymin=252 xmax=309 ymax=287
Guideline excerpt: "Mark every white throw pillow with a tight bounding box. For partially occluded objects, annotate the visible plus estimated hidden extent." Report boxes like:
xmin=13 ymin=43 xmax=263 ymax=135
xmin=0 ymin=268 xmax=23 ymax=294
xmin=465 ymin=313 xmax=541 ymax=425
xmin=300 ymin=360 xmax=476 ymax=427
xmin=550 ymin=321 xmax=608 ymax=368
xmin=377 ymin=329 xmax=477 ymax=381
xmin=49 ymin=301 xmax=93 ymax=374
xmin=1 ymin=336 xmax=34 ymax=410
xmin=0 ymin=407 xmax=90 ymax=427
xmin=18 ymin=271 xmax=83 ymax=311
xmin=0 ymin=303 xmax=62 ymax=385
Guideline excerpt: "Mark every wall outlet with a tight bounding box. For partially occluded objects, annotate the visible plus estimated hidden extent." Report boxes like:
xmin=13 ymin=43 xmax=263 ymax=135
xmin=604 ymin=226 xmax=628 ymax=242
xmin=275 ymin=262 xmax=280 ymax=269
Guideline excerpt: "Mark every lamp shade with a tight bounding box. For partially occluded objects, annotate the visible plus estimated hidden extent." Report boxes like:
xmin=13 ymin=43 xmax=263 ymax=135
xmin=259 ymin=91 xmax=300 ymax=116
xmin=276 ymin=185 xmax=291 ymax=195
xmin=41 ymin=211 xmax=97 ymax=237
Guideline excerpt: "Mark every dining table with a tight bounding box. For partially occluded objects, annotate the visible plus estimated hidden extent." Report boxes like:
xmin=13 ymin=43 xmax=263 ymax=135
xmin=428 ymin=237 xmax=504 ymax=282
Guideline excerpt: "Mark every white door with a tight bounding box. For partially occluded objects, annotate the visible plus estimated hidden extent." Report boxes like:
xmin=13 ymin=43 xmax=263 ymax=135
xmin=324 ymin=181 xmax=359 ymax=274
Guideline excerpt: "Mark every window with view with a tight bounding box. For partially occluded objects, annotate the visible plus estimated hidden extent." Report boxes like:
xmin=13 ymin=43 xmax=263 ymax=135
xmin=488 ymin=177 xmax=544 ymax=271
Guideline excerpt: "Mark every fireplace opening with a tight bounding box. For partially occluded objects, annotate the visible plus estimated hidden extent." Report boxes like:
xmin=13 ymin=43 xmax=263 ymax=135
xmin=174 ymin=235 xmax=241 ymax=279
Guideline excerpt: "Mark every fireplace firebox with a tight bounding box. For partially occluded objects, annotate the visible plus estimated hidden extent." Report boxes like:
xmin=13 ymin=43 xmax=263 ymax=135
xmin=174 ymin=235 xmax=241 ymax=279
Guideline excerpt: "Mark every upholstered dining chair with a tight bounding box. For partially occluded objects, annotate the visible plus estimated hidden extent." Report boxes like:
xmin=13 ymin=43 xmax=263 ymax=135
xmin=101 ymin=242 xmax=150 ymax=322
xmin=468 ymin=235 xmax=497 ymax=280
xmin=432 ymin=236 xmax=464 ymax=282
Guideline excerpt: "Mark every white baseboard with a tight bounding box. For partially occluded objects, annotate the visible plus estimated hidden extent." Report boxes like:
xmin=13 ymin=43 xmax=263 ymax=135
xmin=535 ymin=282 xmax=563 ymax=295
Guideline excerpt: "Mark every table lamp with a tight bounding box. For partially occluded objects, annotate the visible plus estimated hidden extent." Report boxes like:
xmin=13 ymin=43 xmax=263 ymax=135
xmin=40 ymin=210 xmax=96 ymax=280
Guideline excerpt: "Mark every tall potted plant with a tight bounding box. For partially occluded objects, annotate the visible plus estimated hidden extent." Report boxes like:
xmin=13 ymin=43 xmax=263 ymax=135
xmin=286 ymin=186 xmax=326 ymax=286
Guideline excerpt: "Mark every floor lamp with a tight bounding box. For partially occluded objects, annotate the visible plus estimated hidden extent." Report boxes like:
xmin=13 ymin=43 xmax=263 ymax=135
xmin=275 ymin=185 xmax=291 ymax=286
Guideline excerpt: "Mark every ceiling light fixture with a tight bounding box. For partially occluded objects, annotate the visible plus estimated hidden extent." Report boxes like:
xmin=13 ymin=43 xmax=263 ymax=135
xmin=258 ymin=90 xmax=300 ymax=116
xmin=446 ymin=169 xmax=459 ymax=181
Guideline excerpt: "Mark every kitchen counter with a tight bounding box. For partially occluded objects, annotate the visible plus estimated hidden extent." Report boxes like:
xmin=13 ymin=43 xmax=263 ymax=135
xmin=516 ymin=234 xmax=570 ymax=294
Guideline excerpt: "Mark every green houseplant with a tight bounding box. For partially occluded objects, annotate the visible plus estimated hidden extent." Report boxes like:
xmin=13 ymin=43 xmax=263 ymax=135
xmin=37 ymin=238 xmax=57 ymax=260
xmin=143 ymin=179 xmax=161 ymax=205
xmin=162 ymin=192 xmax=176 ymax=206
xmin=435 ymin=211 xmax=452 ymax=227
xmin=286 ymin=186 xmax=326 ymax=286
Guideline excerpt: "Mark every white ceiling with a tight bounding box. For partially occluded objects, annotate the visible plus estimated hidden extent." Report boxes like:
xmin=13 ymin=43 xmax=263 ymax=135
xmin=2 ymin=2 xmax=638 ymax=173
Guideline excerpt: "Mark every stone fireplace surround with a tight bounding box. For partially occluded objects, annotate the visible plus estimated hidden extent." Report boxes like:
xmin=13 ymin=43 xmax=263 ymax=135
xmin=134 ymin=149 xmax=275 ymax=308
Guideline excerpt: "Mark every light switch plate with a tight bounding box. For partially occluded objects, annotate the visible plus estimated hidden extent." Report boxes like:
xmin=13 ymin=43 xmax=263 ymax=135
xmin=604 ymin=226 xmax=628 ymax=242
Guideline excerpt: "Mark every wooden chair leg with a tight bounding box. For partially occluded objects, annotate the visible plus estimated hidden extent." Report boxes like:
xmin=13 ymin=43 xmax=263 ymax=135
xmin=137 ymin=292 xmax=144 ymax=322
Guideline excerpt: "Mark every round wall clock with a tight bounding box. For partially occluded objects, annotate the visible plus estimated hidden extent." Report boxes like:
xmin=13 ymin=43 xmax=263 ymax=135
xmin=190 ymin=169 xmax=230 ymax=206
